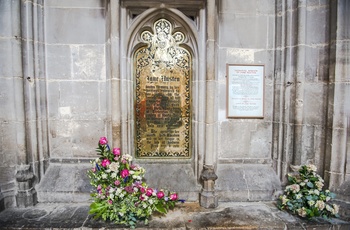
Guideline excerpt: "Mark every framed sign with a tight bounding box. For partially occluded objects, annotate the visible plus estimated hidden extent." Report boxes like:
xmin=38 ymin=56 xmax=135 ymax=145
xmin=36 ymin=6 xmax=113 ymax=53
xmin=226 ymin=64 xmax=265 ymax=118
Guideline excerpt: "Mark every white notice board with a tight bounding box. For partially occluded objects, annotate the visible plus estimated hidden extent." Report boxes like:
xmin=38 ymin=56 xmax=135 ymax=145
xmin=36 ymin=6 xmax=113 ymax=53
xmin=226 ymin=64 xmax=265 ymax=118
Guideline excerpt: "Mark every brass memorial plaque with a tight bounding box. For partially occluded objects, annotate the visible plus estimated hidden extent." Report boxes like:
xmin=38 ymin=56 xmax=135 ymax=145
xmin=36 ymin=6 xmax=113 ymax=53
xmin=134 ymin=19 xmax=191 ymax=158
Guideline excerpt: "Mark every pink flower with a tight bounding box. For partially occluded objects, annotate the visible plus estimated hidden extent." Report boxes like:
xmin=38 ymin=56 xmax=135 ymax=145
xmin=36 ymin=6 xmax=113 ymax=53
xmin=99 ymin=137 xmax=108 ymax=145
xmin=121 ymin=169 xmax=129 ymax=178
xmin=108 ymin=200 xmax=113 ymax=204
xmin=170 ymin=193 xmax=178 ymax=201
xmin=157 ymin=191 xmax=165 ymax=199
xmin=140 ymin=187 xmax=146 ymax=193
xmin=114 ymin=180 xmax=120 ymax=186
xmin=146 ymin=188 xmax=153 ymax=196
xmin=101 ymin=159 xmax=110 ymax=167
xmin=113 ymin=148 xmax=121 ymax=156
xmin=91 ymin=168 xmax=96 ymax=173
xmin=139 ymin=195 xmax=145 ymax=201
xmin=97 ymin=185 xmax=102 ymax=191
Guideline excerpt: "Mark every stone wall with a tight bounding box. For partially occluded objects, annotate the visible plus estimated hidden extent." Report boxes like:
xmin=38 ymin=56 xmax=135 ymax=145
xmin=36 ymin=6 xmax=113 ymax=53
xmin=0 ymin=0 xmax=349 ymax=210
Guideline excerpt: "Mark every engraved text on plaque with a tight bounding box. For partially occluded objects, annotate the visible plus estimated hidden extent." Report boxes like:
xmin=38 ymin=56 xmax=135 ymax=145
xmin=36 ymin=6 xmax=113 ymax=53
xmin=134 ymin=19 xmax=191 ymax=158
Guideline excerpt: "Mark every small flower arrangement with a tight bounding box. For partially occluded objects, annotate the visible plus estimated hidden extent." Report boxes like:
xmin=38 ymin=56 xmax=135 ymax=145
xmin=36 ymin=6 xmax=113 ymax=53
xmin=87 ymin=137 xmax=180 ymax=228
xmin=277 ymin=164 xmax=339 ymax=219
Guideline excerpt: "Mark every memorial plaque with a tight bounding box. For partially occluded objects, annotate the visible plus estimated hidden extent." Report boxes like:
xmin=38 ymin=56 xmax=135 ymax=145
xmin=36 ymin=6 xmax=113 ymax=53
xmin=134 ymin=19 xmax=191 ymax=158
xmin=227 ymin=64 xmax=265 ymax=118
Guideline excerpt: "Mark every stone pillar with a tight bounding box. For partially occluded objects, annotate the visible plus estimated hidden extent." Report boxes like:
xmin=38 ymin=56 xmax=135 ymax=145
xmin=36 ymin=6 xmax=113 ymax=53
xmin=199 ymin=0 xmax=218 ymax=208
xmin=15 ymin=165 xmax=37 ymax=208
xmin=200 ymin=165 xmax=218 ymax=208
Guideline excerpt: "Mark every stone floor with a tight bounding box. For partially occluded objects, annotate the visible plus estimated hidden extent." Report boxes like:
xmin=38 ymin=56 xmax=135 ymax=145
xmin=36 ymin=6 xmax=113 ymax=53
xmin=0 ymin=201 xmax=350 ymax=229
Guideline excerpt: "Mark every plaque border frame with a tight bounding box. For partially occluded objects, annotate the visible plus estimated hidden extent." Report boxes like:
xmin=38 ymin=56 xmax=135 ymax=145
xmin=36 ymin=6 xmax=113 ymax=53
xmin=226 ymin=64 xmax=265 ymax=119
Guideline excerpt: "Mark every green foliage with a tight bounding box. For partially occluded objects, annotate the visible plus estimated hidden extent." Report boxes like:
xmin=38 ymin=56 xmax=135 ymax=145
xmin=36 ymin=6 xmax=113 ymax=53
xmin=277 ymin=164 xmax=339 ymax=219
xmin=87 ymin=137 xmax=180 ymax=227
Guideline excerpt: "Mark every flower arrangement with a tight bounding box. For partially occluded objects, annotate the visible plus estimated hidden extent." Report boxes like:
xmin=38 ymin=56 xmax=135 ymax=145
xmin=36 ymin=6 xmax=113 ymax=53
xmin=87 ymin=137 xmax=180 ymax=228
xmin=277 ymin=164 xmax=339 ymax=219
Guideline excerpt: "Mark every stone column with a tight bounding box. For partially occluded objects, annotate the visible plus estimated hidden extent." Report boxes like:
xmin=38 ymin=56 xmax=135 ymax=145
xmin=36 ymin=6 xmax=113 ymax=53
xmin=200 ymin=0 xmax=218 ymax=208
xmin=15 ymin=165 xmax=37 ymax=207
xmin=106 ymin=0 xmax=122 ymax=148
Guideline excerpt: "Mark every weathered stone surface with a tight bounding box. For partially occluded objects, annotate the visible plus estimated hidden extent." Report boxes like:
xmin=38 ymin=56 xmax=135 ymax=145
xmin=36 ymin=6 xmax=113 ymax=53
xmin=0 ymin=201 xmax=349 ymax=229
xmin=216 ymin=164 xmax=281 ymax=201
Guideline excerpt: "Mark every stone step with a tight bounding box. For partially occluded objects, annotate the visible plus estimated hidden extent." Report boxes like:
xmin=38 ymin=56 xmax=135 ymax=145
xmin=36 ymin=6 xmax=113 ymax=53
xmin=36 ymin=163 xmax=93 ymax=203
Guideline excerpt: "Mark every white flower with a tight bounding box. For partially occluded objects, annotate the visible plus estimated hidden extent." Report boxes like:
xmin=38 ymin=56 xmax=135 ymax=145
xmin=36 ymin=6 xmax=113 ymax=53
xmin=111 ymin=172 xmax=117 ymax=178
xmin=149 ymin=199 xmax=154 ymax=204
xmin=308 ymin=200 xmax=315 ymax=206
xmin=315 ymin=200 xmax=325 ymax=210
xmin=109 ymin=194 xmax=115 ymax=200
xmin=315 ymin=181 xmax=323 ymax=190
xmin=314 ymin=189 xmax=320 ymax=195
xmin=109 ymin=162 xmax=120 ymax=172
xmin=326 ymin=196 xmax=331 ymax=202
xmin=286 ymin=184 xmax=300 ymax=193
xmin=297 ymin=207 xmax=307 ymax=217
xmin=326 ymin=204 xmax=333 ymax=212
xmin=101 ymin=173 xmax=107 ymax=179
xmin=281 ymin=195 xmax=288 ymax=205
xmin=109 ymin=187 xmax=115 ymax=193
xmin=129 ymin=170 xmax=135 ymax=174
xmin=116 ymin=188 xmax=122 ymax=194
xmin=119 ymin=212 xmax=124 ymax=216
xmin=332 ymin=204 xmax=339 ymax=215
xmin=307 ymin=164 xmax=317 ymax=172
xmin=295 ymin=193 xmax=303 ymax=199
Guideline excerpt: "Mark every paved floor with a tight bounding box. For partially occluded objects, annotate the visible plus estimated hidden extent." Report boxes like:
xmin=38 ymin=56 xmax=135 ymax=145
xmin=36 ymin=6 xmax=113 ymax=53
xmin=0 ymin=201 xmax=350 ymax=229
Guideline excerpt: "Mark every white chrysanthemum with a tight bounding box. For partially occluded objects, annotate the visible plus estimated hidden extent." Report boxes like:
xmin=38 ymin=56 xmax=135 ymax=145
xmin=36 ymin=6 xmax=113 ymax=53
xmin=109 ymin=162 xmax=119 ymax=172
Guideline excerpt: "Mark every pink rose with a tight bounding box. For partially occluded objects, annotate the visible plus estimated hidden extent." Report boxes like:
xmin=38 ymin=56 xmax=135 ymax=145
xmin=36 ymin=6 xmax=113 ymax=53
xmin=113 ymin=148 xmax=121 ymax=156
xmin=99 ymin=137 xmax=108 ymax=145
xmin=114 ymin=180 xmax=120 ymax=186
xmin=101 ymin=159 xmax=110 ymax=167
xmin=139 ymin=195 xmax=145 ymax=201
xmin=157 ymin=191 xmax=165 ymax=199
xmin=146 ymin=188 xmax=153 ymax=196
xmin=121 ymin=169 xmax=129 ymax=178
xmin=140 ymin=187 xmax=146 ymax=193
xmin=170 ymin=193 xmax=178 ymax=201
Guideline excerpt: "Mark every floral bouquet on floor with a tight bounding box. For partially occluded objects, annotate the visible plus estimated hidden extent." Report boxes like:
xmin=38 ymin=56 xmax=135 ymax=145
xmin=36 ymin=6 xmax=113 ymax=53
xmin=277 ymin=164 xmax=339 ymax=219
xmin=87 ymin=137 xmax=180 ymax=228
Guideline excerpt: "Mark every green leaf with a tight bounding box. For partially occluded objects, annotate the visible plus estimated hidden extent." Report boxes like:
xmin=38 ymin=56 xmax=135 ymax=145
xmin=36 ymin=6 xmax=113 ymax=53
xmin=307 ymin=182 xmax=314 ymax=188
xmin=155 ymin=203 xmax=167 ymax=214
